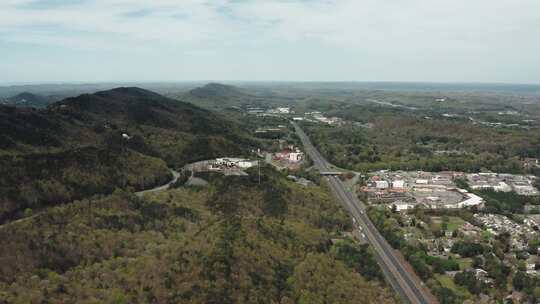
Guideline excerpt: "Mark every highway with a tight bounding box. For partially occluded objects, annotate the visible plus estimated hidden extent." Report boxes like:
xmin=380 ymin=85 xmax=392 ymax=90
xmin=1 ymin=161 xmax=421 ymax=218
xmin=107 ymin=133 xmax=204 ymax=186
xmin=293 ymin=122 xmax=437 ymax=304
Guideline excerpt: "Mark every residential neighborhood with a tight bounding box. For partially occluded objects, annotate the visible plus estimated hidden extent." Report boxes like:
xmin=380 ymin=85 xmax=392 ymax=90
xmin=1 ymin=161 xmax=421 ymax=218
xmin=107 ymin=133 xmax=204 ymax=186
xmin=384 ymin=206 xmax=539 ymax=303
xmin=348 ymin=167 xmax=540 ymax=303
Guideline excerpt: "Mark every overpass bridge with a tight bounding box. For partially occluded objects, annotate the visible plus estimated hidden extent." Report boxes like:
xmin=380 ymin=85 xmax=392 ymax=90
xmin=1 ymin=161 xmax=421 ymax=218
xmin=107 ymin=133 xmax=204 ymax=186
xmin=319 ymin=171 xmax=344 ymax=176
xmin=293 ymin=121 xmax=437 ymax=304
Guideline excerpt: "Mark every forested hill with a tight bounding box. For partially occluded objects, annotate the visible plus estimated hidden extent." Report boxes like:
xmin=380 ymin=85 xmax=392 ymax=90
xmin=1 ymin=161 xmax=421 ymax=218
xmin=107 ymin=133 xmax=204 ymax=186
xmin=0 ymin=87 xmax=253 ymax=223
xmin=0 ymin=166 xmax=396 ymax=303
xmin=183 ymin=83 xmax=261 ymax=111
xmin=3 ymin=92 xmax=54 ymax=108
xmin=189 ymin=83 xmax=248 ymax=99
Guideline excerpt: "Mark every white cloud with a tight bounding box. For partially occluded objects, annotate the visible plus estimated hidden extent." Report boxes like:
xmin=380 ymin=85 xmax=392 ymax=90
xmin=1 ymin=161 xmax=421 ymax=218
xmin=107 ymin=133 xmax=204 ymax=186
xmin=0 ymin=0 xmax=539 ymax=82
xmin=0 ymin=0 xmax=239 ymax=49
xmin=1 ymin=0 xmax=537 ymax=50
xmin=236 ymin=0 xmax=540 ymax=50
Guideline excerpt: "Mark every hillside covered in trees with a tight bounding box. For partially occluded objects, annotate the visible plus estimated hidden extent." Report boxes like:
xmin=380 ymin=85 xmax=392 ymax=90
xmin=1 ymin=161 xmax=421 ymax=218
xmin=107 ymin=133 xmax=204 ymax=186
xmin=1 ymin=92 xmax=56 ymax=108
xmin=0 ymin=87 xmax=252 ymax=222
xmin=302 ymin=104 xmax=540 ymax=173
xmin=0 ymin=167 xmax=396 ymax=304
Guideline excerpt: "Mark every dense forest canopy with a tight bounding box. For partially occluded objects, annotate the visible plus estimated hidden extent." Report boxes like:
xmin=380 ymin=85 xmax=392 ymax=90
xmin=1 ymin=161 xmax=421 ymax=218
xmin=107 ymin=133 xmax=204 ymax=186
xmin=302 ymin=104 xmax=540 ymax=173
xmin=0 ymin=166 xmax=396 ymax=304
xmin=2 ymin=82 xmax=540 ymax=303
xmin=0 ymin=88 xmax=253 ymax=223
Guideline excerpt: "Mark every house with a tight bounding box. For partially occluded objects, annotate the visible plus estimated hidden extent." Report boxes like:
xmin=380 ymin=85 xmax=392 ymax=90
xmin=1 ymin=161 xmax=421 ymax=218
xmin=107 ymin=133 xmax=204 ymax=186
xmin=288 ymin=152 xmax=304 ymax=162
xmin=526 ymin=256 xmax=538 ymax=274
xmin=456 ymin=192 xmax=484 ymax=208
xmin=276 ymin=107 xmax=290 ymax=114
xmin=513 ymin=184 xmax=538 ymax=196
xmin=493 ymin=182 xmax=512 ymax=192
xmin=445 ymin=270 xmax=460 ymax=278
xmin=369 ymin=191 xmax=409 ymax=203
xmin=238 ymin=160 xmax=258 ymax=169
xmin=460 ymin=222 xmax=482 ymax=237
xmin=432 ymin=175 xmax=452 ymax=185
xmin=472 ymin=268 xmax=494 ymax=285
xmin=389 ymin=201 xmax=415 ymax=211
xmin=392 ymin=180 xmax=406 ymax=189
xmin=375 ymin=180 xmax=390 ymax=189
xmin=523 ymin=158 xmax=539 ymax=169
xmin=215 ymin=158 xmax=257 ymax=169
xmin=473 ymin=268 xmax=489 ymax=279
xmin=274 ymin=146 xmax=304 ymax=163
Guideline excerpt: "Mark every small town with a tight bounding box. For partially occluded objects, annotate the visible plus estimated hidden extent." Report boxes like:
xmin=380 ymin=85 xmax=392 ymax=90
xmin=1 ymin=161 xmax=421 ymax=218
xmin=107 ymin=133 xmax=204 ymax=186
xmin=360 ymin=170 xmax=538 ymax=210
xmin=244 ymin=110 xmax=540 ymax=304
xmin=242 ymin=105 xmax=540 ymax=302
xmin=352 ymin=168 xmax=540 ymax=303
xmin=467 ymin=173 xmax=539 ymax=196
xmin=392 ymin=207 xmax=539 ymax=303
xmin=245 ymin=104 xmax=346 ymax=126
xmin=360 ymin=170 xmax=483 ymax=210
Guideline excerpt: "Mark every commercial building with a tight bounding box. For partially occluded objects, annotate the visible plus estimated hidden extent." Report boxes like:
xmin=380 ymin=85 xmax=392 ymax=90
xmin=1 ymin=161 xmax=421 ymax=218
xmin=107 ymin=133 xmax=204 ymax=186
xmin=362 ymin=170 xmax=485 ymax=210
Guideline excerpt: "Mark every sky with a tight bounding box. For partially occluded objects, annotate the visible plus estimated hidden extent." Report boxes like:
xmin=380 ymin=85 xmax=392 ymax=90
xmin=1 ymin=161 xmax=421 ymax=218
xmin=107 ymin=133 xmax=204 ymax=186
xmin=1 ymin=0 xmax=539 ymax=84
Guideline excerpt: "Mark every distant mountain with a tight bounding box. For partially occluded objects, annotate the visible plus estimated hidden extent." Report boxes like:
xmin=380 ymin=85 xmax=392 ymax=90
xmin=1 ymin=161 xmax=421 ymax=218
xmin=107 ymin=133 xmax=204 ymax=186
xmin=183 ymin=82 xmax=264 ymax=111
xmin=0 ymin=87 xmax=252 ymax=222
xmin=189 ymin=83 xmax=248 ymax=99
xmin=5 ymin=92 xmax=55 ymax=108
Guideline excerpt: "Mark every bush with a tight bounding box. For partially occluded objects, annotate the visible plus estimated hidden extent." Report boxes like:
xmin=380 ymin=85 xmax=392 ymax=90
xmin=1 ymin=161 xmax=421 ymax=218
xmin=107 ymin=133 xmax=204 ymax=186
xmin=331 ymin=240 xmax=383 ymax=281
xmin=169 ymin=170 xmax=191 ymax=189
xmin=451 ymin=241 xmax=487 ymax=258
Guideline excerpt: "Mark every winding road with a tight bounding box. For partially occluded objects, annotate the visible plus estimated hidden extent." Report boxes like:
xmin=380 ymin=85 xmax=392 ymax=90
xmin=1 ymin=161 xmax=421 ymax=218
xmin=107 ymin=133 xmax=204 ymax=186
xmin=1 ymin=169 xmax=180 ymax=231
xmin=293 ymin=122 xmax=437 ymax=304
xmin=135 ymin=169 xmax=180 ymax=196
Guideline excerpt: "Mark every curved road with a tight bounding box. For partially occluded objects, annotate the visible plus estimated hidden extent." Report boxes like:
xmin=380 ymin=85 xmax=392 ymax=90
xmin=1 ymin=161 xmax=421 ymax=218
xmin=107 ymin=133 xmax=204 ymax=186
xmin=293 ymin=122 xmax=437 ymax=304
xmin=135 ymin=169 xmax=180 ymax=196
xmin=1 ymin=169 xmax=180 ymax=231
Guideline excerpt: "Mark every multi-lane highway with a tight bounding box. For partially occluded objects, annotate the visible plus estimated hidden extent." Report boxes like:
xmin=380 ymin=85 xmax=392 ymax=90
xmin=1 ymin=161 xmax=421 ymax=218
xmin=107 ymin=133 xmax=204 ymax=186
xmin=293 ymin=122 xmax=437 ymax=304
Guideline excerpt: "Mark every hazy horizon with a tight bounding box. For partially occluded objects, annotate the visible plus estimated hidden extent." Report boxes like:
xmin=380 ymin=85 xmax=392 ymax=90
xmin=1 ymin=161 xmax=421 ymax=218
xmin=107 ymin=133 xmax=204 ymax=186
xmin=3 ymin=81 xmax=540 ymax=99
xmin=2 ymin=80 xmax=540 ymax=86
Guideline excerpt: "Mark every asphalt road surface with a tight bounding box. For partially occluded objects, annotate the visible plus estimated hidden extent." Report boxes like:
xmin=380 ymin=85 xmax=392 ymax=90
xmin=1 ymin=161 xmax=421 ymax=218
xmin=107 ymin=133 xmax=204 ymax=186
xmin=1 ymin=169 xmax=180 ymax=230
xmin=135 ymin=169 xmax=180 ymax=196
xmin=293 ymin=122 xmax=437 ymax=304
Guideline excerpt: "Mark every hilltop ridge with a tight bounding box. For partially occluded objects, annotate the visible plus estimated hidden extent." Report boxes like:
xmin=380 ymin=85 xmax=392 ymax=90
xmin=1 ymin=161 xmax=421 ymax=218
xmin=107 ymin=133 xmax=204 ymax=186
xmin=0 ymin=87 xmax=252 ymax=222
xmin=2 ymin=92 xmax=54 ymax=108
xmin=189 ymin=82 xmax=249 ymax=99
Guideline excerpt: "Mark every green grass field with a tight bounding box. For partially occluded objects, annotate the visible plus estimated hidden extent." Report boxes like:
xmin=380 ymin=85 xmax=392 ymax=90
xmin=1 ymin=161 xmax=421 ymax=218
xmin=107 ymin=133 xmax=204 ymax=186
xmin=446 ymin=216 xmax=465 ymax=231
xmin=435 ymin=274 xmax=472 ymax=300
xmin=457 ymin=257 xmax=473 ymax=270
